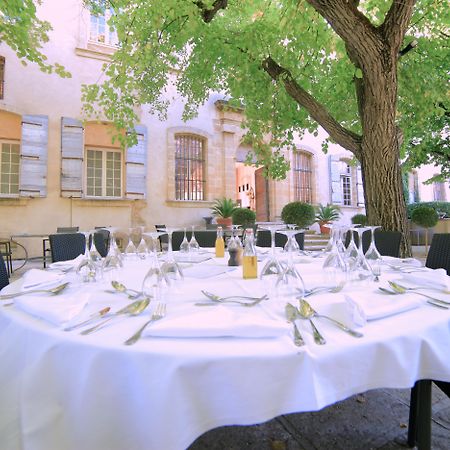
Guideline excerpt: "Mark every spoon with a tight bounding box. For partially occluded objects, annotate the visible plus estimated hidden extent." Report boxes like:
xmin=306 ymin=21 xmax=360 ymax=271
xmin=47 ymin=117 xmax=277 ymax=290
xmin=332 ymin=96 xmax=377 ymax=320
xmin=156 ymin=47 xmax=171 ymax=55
xmin=388 ymin=281 xmax=450 ymax=305
xmin=299 ymin=299 xmax=363 ymax=338
xmin=297 ymin=299 xmax=327 ymax=345
xmin=300 ymin=283 xmax=345 ymax=298
xmin=388 ymin=281 xmax=450 ymax=295
xmin=110 ymin=281 xmax=142 ymax=299
xmin=0 ymin=282 xmax=70 ymax=300
xmin=285 ymin=303 xmax=305 ymax=347
xmin=201 ymin=290 xmax=269 ymax=303
xmin=378 ymin=286 xmax=449 ymax=309
xmin=63 ymin=307 xmax=111 ymax=332
xmin=81 ymin=298 xmax=150 ymax=335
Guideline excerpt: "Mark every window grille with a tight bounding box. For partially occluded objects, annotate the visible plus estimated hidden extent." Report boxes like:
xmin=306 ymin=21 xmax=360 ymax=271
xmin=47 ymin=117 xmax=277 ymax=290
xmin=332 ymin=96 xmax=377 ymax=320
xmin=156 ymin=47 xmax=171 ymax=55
xmin=86 ymin=148 xmax=122 ymax=198
xmin=341 ymin=174 xmax=352 ymax=206
xmin=175 ymin=134 xmax=205 ymax=201
xmin=433 ymin=180 xmax=447 ymax=202
xmin=0 ymin=142 xmax=20 ymax=195
xmin=89 ymin=8 xmax=118 ymax=46
xmin=0 ymin=56 xmax=4 ymax=100
xmin=293 ymin=151 xmax=312 ymax=203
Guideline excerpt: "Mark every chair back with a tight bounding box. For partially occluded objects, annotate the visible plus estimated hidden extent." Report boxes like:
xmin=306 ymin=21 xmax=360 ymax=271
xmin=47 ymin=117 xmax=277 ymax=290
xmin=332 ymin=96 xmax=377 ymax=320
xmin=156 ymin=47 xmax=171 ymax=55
xmin=91 ymin=229 xmax=110 ymax=257
xmin=346 ymin=230 xmax=402 ymax=257
xmin=0 ymin=253 xmax=9 ymax=290
xmin=57 ymin=227 xmax=79 ymax=233
xmin=192 ymin=230 xmax=217 ymax=248
xmin=49 ymin=233 xmax=85 ymax=262
xmin=256 ymin=230 xmax=304 ymax=250
xmin=425 ymin=233 xmax=450 ymax=275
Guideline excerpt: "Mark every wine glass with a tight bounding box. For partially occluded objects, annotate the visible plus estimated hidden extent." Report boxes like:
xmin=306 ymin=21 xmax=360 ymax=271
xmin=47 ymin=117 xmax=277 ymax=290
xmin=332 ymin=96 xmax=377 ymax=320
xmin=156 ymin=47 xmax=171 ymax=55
xmin=350 ymin=226 xmax=373 ymax=281
xmin=76 ymin=230 xmax=97 ymax=282
xmin=143 ymin=231 xmax=166 ymax=257
xmin=277 ymin=228 xmax=306 ymax=298
xmin=102 ymin=229 xmax=124 ymax=282
xmin=189 ymin=225 xmax=200 ymax=253
xmin=142 ymin=254 xmax=170 ymax=302
xmin=179 ymin=228 xmax=189 ymax=253
xmin=283 ymin=224 xmax=300 ymax=253
xmin=364 ymin=225 xmax=382 ymax=280
xmin=124 ymin=228 xmax=138 ymax=259
xmin=259 ymin=222 xmax=285 ymax=297
xmin=160 ymin=227 xmax=184 ymax=282
xmin=136 ymin=237 xmax=149 ymax=259
xmin=322 ymin=226 xmax=347 ymax=286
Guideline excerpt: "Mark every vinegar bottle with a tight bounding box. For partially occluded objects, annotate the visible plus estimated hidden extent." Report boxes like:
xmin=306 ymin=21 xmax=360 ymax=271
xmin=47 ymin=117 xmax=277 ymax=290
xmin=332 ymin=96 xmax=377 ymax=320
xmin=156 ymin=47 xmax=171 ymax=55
xmin=215 ymin=226 xmax=225 ymax=257
xmin=242 ymin=228 xmax=257 ymax=279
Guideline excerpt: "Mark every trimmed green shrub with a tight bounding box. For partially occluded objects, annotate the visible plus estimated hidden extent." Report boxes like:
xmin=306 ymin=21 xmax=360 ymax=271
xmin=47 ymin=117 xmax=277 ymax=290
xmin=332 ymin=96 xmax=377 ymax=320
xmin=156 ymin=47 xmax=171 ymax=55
xmin=407 ymin=202 xmax=449 ymax=219
xmin=281 ymin=202 xmax=316 ymax=228
xmin=231 ymin=208 xmax=256 ymax=227
xmin=411 ymin=206 xmax=439 ymax=229
xmin=351 ymin=213 xmax=368 ymax=226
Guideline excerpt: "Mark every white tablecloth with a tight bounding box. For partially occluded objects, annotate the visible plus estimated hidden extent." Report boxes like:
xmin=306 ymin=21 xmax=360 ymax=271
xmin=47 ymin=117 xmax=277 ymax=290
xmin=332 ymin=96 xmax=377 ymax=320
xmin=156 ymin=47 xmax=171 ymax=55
xmin=1 ymin=253 xmax=449 ymax=450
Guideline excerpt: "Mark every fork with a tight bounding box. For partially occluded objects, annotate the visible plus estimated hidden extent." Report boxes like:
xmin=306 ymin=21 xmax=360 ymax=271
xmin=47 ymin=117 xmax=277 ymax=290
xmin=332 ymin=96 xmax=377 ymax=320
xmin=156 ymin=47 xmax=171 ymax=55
xmin=124 ymin=303 xmax=166 ymax=345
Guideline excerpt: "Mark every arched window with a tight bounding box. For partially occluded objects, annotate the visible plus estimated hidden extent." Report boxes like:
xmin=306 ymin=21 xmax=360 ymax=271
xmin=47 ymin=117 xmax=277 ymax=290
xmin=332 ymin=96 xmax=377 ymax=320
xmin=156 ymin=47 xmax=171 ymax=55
xmin=175 ymin=134 xmax=205 ymax=201
xmin=293 ymin=150 xmax=312 ymax=203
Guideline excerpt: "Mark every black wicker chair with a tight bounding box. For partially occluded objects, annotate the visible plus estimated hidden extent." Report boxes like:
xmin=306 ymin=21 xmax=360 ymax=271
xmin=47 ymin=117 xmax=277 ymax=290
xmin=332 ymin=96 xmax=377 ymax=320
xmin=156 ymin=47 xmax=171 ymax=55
xmin=192 ymin=231 xmax=217 ymax=248
xmin=408 ymin=233 xmax=450 ymax=447
xmin=256 ymin=230 xmax=304 ymax=250
xmin=91 ymin=229 xmax=110 ymax=257
xmin=49 ymin=233 xmax=86 ymax=263
xmin=0 ymin=253 xmax=9 ymax=290
xmin=345 ymin=230 xmax=402 ymax=257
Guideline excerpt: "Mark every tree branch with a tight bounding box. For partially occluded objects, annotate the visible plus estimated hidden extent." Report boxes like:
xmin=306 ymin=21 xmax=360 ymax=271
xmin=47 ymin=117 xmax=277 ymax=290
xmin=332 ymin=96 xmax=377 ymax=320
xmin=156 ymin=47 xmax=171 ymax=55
xmin=262 ymin=57 xmax=362 ymax=156
xmin=194 ymin=0 xmax=228 ymax=23
xmin=381 ymin=0 xmax=416 ymax=52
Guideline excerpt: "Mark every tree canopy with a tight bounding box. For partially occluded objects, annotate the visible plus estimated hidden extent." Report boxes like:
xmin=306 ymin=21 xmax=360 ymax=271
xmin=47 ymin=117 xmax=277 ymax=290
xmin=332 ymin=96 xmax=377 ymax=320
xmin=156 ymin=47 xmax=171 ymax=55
xmin=81 ymin=0 xmax=449 ymax=181
xmin=0 ymin=0 xmax=70 ymax=77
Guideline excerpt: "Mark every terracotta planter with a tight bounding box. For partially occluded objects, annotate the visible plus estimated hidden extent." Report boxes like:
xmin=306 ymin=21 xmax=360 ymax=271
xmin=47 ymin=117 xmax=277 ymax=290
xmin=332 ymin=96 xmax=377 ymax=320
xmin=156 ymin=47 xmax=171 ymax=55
xmin=319 ymin=221 xmax=331 ymax=234
xmin=216 ymin=217 xmax=233 ymax=228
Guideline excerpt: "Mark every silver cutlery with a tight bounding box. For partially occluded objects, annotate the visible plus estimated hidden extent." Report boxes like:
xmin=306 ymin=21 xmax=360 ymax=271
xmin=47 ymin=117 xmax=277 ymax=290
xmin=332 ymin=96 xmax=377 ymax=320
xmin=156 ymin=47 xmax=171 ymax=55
xmin=297 ymin=299 xmax=326 ymax=345
xmin=195 ymin=296 xmax=268 ymax=307
xmin=201 ymin=290 xmax=268 ymax=302
xmin=0 ymin=282 xmax=69 ymax=300
xmin=388 ymin=281 xmax=450 ymax=295
xmin=299 ymin=299 xmax=363 ymax=338
xmin=387 ymin=281 xmax=450 ymax=305
xmin=63 ymin=307 xmax=111 ymax=332
xmin=300 ymin=283 xmax=345 ymax=298
xmin=81 ymin=298 xmax=150 ymax=335
xmin=378 ymin=286 xmax=449 ymax=309
xmin=109 ymin=280 xmax=143 ymax=299
xmin=124 ymin=302 xmax=166 ymax=345
xmin=285 ymin=303 xmax=305 ymax=347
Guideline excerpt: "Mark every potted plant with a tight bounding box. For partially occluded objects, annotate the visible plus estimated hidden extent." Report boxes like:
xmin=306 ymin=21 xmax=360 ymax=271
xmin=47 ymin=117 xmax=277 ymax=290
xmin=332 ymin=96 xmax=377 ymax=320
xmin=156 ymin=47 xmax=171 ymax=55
xmin=231 ymin=207 xmax=256 ymax=229
xmin=211 ymin=198 xmax=238 ymax=228
xmin=281 ymin=202 xmax=316 ymax=229
xmin=411 ymin=205 xmax=439 ymax=251
xmin=351 ymin=213 xmax=368 ymax=226
xmin=315 ymin=203 xmax=341 ymax=234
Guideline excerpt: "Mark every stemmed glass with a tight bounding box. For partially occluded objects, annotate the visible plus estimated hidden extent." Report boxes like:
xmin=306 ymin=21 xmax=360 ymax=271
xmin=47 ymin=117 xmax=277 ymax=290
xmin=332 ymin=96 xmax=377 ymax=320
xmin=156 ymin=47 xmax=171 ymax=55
xmin=283 ymin=224 xmax=300 ymax=253
xmin=350 ymin=226 xmax=373 ymax=280
xmin=179 ymin=228 xmax=189 ymax=253
xmin=142 ymin=253 xmax=170 ymax=302
xmin=364 ymin=225 xmax=382 ymax=279
xmin=322 ymin=226 xmax=347 ymax=286
xmin=277 ymin=228 xmax=306 ymax=297
xmin=136 ymin=237 xmax=149 ymax=259
xmin=189 ymin=225 xmax=200 ymax=253
xmin=259 ymin=223 xmax=285 ymax=297
xmin=124 ymin=227 xmax=138 ymax=259
xmin=76 ymin=230 xmax=97 ymax=282
xmin=160 ymin=227 xmax=184 ymax=282
xmin=344 ymin=227 xmax=359 ymax=270
xmin=143 ymin=231 xmax=166 ymax=257
xmin=102 ymin=229 xmax=124 ymax=282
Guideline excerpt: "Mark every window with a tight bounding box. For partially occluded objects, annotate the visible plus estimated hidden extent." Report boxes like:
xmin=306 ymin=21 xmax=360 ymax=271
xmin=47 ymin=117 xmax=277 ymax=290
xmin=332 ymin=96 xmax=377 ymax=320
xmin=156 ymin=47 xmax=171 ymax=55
xmin=433 ymin=179 xmax=447 ymax=201
xmin=408 ymin=171 xmax=420 ymax=203
xmin=86 ymin=148 xmax=122 ymax=198
xmin=0 ymin=141 xmax=20 ymax=195
xmin=340 ymin=162 xmax=352 ymax=206
xmin=89 ymin=7 xmax=118 ymax=46
xmin=293 ymin=150 xmax=312 ymax=203
xmin=175 ymin=134 xmax=205 ymax=201
xmin=0 ymin=56 xmax=4 ymax=99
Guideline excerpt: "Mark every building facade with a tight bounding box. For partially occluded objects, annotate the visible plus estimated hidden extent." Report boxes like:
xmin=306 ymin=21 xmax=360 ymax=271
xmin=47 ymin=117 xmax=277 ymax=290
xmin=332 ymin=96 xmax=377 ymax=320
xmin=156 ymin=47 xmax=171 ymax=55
xmin=0 ymin=1 xmax=447 ymax=257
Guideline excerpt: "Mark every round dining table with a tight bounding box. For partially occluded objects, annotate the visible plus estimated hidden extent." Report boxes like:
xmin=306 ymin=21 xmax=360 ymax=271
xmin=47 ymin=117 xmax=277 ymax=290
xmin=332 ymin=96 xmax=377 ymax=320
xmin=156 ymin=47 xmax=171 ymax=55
xmin=0 ymin=250 xmax=449 ymax=450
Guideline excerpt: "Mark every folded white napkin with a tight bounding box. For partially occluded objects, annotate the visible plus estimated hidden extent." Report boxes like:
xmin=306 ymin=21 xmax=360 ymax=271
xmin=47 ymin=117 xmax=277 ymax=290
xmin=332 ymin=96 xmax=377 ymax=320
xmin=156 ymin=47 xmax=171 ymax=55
xmin=345 ymin=293 xmax=421 ymax=326
xmin=175 ymin=253 xmax=212 ymax=264
xmin=143 ymin=305 xmax=288 ymax=338
xmin=183 ymin=265 xmax=237 ymax=279
xmin=22 ymin=269 xmax=65 ymax=290
xmin=401 ymin=268 xmax=450 ymax=291
xmin=382 ymin=256 xmax=423 ymax=268
xmin=48 ymin=254 xmax=84 ymax=271
xmin=14 ymin=292 xmax=90 ymax=325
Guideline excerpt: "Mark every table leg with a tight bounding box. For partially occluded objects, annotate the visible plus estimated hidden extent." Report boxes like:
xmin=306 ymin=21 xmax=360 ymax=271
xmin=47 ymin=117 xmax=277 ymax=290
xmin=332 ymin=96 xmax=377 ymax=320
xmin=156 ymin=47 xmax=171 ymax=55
xmin=416 ymin=380 xmax=432 ymax=450
xmin=408 ymin=383 xmax=419 ymax=447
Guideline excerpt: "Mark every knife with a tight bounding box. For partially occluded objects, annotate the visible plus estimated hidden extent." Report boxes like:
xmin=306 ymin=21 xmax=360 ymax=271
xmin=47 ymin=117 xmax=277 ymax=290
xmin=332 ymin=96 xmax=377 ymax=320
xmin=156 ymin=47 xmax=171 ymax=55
xmin=63 ymin=307 xmax=111 ymax=332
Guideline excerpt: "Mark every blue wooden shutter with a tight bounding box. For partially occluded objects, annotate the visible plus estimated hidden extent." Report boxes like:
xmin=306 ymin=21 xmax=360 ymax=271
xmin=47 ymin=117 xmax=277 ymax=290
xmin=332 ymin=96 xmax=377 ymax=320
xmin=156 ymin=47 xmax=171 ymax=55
xmin=61 ymin=117 xmax=84 ymax=198
xmin=356 ymin=165 xmax=365 ymax=207
xmin=125 ymin=125 xmax=147 ymax=199
xmin=329 ymin=155 xmax=342 ymax=205
xmin=19 ymin=115 xmax=48 ymax=197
